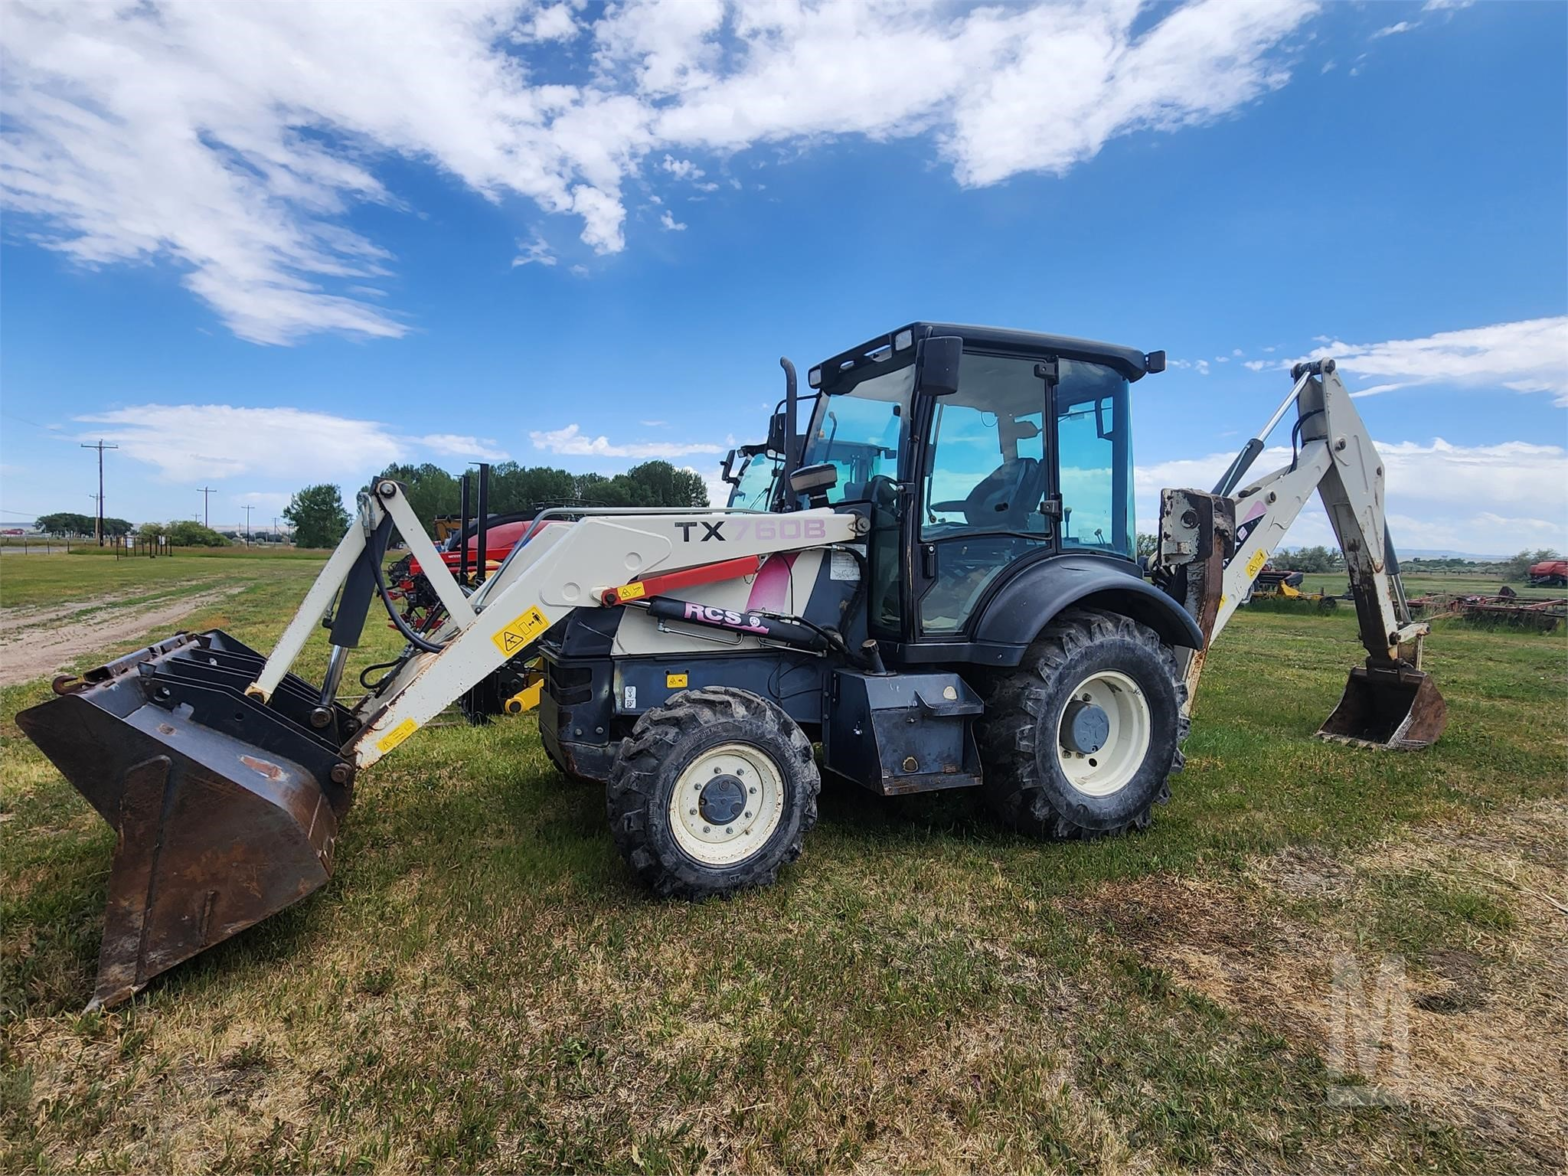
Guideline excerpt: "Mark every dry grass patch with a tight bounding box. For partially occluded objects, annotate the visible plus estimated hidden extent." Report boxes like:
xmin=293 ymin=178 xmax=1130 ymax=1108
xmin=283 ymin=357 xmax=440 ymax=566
xmin=1074 ymin=799 xmax=1568 ymax=1172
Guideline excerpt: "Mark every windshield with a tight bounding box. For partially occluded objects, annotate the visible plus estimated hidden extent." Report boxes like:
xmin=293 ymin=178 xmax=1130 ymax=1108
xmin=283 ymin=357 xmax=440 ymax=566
xmin=726 ymin=450 xmax=781 ymax=511
xmin=800 ymin=361 xmax=913 ymax=503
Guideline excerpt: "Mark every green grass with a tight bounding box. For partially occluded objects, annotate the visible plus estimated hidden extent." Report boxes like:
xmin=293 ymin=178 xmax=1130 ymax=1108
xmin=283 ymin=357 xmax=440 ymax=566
xmin=0 ymin=550 xmax=331 ymax=611
xmin=1 ymin=558 xmax=1564 ymax=1172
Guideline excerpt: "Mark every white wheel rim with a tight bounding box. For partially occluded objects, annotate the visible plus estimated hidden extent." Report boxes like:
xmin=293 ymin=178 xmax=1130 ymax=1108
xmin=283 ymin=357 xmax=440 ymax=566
xmin=1054 ymin=670 xmax=1152 ymax=798
xmin=669 ymin=742 xmax=785 ymax=867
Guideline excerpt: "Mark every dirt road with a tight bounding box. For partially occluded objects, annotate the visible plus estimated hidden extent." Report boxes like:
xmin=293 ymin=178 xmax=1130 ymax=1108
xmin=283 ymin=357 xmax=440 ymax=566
xmin=0 ymin=586 xmax=246 ymax=686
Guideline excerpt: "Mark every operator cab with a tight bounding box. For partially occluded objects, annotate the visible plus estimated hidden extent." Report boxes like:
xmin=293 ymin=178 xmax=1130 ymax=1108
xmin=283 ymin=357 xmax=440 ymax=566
xmin=800 ymin=323 xmax=1161 ymax=649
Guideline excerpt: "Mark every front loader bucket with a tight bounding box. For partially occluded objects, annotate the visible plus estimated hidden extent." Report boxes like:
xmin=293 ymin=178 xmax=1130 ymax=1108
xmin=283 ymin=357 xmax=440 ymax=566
xmin=1316 ymin=663 xmax=1447 ymax=750
xmin=16 ymin=632 xmax=357 ymax=1008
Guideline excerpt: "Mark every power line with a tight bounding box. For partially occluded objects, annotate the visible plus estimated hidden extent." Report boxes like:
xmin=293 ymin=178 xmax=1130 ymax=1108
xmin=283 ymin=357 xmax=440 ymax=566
xmin=198 ymin=486 xmax=216 ymax=528
xmin=80 ymin=439 xmax=119 ymax=546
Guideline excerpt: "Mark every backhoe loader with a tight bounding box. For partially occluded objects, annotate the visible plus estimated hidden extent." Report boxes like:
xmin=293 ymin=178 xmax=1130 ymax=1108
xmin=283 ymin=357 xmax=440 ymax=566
xmin=19 ymin=323 xmax=1447 ymax=1008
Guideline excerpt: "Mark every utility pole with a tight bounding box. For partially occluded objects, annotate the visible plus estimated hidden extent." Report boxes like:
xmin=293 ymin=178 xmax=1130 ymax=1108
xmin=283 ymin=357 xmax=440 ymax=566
xmin=198 ymin=486 xmax=216 ymax=528
xmin=80 ymin=439 xmax=118 ymax=545
xmin=242 ymin=504 xmax=254 ymax=545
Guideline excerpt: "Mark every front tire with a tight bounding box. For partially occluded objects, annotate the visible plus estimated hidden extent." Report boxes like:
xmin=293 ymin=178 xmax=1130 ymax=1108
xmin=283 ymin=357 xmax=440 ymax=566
xmin=980 ymin=607 xmax=1187 ymax=839
xmin=607 ymin=687 xmax=819 ymax=897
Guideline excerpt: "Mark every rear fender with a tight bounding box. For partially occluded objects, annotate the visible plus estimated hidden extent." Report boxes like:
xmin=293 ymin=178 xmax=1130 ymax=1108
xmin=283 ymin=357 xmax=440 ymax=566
xmin=971 ymin=554 xmax=1203 ymax=655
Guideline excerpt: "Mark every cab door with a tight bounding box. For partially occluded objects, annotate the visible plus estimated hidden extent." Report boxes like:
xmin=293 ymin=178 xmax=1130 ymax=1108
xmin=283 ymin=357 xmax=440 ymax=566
xmin=910 ymin=350 xmax=1057 ymax=637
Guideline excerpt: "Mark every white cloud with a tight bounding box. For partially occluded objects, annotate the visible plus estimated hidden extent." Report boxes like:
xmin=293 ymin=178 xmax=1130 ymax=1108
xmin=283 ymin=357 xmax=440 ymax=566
xmin=1243 ymin=359 xmax=1269 ymax=371
xmin=3 ymin=0 xmax=1320 ymax=343
xmin=1372 ymin=21 xmax=1417 ymax=38
xmin=1232 ymin=348 xmax=1244 ymax=356
xmin=1135 ymin=438 xmax=1568 ymax=555
xmin=659 ymin=209 xmax=687 ymax=231
xmin=525 ymin=3 xmax=579 ymax=42
xmin=73 ymin=404 xmax=509 ymax=484
xmin=639 ymin=419 xmax=668 ymax=427
xmin=511 ymin=233 xmax=558 ymax=267
xmin=530 ymin=423 xmax=722 ymax=459
xmin=417 ymin=433 xmax=511 ymax=462
xmin=76 ymin=405 xmax=406 ymax=483
xmin=235 ymin=490 xmax=293 ymax=513
xmin=1292 ymin=317 xmax=1568 ymax=406
xmin=1196 ymin=359 xmax=1211 ymax=376
xmin=660 ymin=155 xmax=705 ymax=181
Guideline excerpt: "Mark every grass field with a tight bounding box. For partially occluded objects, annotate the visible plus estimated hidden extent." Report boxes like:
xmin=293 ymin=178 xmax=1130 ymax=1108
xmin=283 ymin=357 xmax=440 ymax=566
xmin=2 ymin=556 xmax=1564 ymax=1173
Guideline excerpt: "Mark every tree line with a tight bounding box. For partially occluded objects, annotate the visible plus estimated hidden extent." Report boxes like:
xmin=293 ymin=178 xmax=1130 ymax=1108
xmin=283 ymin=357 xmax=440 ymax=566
xmin=281 ymin=459 xmax=711 ymax=548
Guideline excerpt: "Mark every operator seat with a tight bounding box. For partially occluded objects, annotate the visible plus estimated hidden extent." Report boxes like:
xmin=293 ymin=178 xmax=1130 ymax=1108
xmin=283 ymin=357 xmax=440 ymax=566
xmin=959 ymin=457 xmax=1045 ymax=530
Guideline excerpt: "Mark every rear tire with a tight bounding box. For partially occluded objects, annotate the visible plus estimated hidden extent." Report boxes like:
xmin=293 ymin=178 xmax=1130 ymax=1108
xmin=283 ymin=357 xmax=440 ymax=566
xmin=980 ymin=607 xmax=1187 ymax=839
xmin=607 ymin=687 xmax=819 ymax=897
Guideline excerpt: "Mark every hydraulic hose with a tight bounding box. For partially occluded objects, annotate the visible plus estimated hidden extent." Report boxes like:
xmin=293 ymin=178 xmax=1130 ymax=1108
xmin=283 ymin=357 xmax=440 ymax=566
xmin=367 ymin=513 xmax=448 ymax=654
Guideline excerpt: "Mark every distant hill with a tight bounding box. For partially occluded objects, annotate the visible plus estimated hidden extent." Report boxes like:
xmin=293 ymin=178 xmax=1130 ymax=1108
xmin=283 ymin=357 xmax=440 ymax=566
xmin=1278 ymin=545 xmax=1509 ymax=563
xmin=1398 ymin=549 xmax=1512 ymax=562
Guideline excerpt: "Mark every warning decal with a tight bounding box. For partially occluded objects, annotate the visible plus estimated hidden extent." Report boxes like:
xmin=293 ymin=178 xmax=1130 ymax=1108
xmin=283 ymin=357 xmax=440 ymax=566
xmin=1244 ymin=548 xmax=1268 ymax=580
xmin=617 ymin=580 xmax=647 ymax=601
xmin=377 ymin=717 xmax=418 ymax=754
xmin=491 ymin=605 xmax=550 ymax=657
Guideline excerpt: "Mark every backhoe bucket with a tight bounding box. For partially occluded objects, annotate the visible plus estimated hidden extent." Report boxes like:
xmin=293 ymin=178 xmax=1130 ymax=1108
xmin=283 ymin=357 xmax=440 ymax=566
xmin=1317 ymin=663 xmax=1447 ymax=750
xmin=16 ymin=632 xmax=357 ymax=1008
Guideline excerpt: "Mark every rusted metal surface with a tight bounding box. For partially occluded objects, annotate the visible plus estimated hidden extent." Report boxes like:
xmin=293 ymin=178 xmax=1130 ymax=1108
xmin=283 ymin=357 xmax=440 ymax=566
xmin=1317 ymin=662 xmax=1447 ymax=750
xmin=1410 ymin=591 xmax=1565 ymax=633
xmin=1153 ymin=488 xmax=1235 ymax=708
xmin=15 ymin=631 xmax=353 ymax=1008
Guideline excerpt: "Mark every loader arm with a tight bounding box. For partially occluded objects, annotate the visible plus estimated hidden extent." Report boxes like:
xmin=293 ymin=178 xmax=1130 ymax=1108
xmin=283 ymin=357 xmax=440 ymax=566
xmin=1153 ymin=359 xmax=1446 ymax=749
xmin=16 ymin=482 xmax=856 ymax=1007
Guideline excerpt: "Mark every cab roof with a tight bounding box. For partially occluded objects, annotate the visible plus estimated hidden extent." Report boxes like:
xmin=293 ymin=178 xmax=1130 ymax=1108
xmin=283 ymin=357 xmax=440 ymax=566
xmin=810 ymin=322 xmax=1158 ymax=389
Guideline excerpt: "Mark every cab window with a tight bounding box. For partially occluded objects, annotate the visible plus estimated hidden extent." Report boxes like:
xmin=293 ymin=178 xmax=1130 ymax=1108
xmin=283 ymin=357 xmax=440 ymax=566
xmin=1056 ymin=359 xmax=1133 ymax=557
xmin=917 ymin=351 xmax=1051 ymax=635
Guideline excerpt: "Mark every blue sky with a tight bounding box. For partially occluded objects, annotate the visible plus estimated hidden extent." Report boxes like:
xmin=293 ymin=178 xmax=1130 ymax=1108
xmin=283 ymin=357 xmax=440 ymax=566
xmin=2 ymin=0 xmax=1564 ymax=555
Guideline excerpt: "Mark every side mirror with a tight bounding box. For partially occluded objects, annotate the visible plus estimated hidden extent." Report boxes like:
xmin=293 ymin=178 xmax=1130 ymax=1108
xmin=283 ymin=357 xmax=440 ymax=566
xmin=789 ymin=462 xmax=838 ymax=507
xmin=765 ymin=409 xmax=789 ymax=456
xmin=919 ymin=335 xmax=963 ymax=397
xmin=720 ymin=448 xmax=739 ymax=486
xmin=1145 ymin=350 xmax=1166 ymax=374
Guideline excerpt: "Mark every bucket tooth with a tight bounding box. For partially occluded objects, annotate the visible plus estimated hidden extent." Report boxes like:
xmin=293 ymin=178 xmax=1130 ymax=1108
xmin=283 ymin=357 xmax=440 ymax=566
xmin=15 ymin=631 xmax=350 ymax=1008
xmin=1317 ymin=663 xmax=1447 ymax=751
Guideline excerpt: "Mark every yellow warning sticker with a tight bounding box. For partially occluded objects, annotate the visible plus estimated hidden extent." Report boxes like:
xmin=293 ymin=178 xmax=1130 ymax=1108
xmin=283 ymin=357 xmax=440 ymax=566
xmin=491 ymin=605 xmax=550 ymax=657
xmin=617 ymin=580 xmax=647 ymax=601
xmin=666 ymin=672 xmax=688 ymax=688
xmin=1244 ymin=548 xmax=1268 ymax=580
xmin=377 ymin=717 xmax=418 ymax=754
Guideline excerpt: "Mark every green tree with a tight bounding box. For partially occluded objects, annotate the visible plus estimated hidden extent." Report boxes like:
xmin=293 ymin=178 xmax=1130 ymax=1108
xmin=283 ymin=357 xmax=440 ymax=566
xmin=102 ymin=517 xmax=134 ymax=537
xmin=371 ymin=463 xmax=461 ymax=537
xmin=613 ymin=460 xmax=708 ymax=508
xmin=285 ymin=484 xmax=350 ymax=548
xmin=1280 ymin=545 xmax=1343 ymax=573
xmin=36 ymin=511 xmax=95 ymax=536
xmin=165 ymin=520 xmax=229 ymax=547
xmin=1136 ymin=532 xmax=1159 ymax=560
xmin=1503 ymin=548 xmax=1562 ymax=581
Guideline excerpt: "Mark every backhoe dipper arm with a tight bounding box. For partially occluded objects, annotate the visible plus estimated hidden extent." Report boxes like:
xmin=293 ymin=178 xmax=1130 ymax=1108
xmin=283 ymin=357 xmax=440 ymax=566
xmin=1154 ymin=360 xmax=1445 ymax=749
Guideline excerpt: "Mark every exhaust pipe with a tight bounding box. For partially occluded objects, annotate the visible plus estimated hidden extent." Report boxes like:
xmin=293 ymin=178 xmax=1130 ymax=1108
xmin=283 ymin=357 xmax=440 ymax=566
xmin=16 ymin=631 xmax=357 ymax=1008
